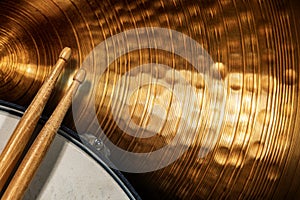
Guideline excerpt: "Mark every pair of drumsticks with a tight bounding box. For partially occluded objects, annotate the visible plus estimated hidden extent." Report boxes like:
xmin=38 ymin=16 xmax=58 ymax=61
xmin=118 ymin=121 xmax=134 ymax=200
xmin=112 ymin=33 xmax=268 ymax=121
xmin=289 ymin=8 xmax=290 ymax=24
xmin=0 ymin=48 xmax=85 ymax=199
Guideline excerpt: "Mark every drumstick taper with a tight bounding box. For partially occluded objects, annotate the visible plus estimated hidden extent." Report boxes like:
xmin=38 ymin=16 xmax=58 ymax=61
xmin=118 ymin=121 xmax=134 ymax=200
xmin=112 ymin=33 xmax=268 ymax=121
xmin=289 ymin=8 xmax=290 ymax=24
xmin=0 ymin=47 xmax=71 ymax=192
xmin=2 ymin=68 xmax=86 ymax=200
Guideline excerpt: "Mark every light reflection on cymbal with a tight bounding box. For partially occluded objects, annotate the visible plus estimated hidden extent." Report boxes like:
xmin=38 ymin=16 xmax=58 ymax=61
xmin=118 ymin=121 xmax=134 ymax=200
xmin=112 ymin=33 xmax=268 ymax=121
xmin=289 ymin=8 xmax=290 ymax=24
xmin=1 ymin=0 xmax=300 ymax=199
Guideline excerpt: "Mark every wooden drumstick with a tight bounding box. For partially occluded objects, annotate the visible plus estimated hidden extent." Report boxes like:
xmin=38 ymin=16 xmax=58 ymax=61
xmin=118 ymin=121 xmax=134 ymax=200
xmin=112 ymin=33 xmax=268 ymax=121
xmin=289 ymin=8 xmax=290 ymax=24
xmin=0 ymin=47 xmax=71 ymax=191
xmin=2 ymin=68 xmax=86 ymax=200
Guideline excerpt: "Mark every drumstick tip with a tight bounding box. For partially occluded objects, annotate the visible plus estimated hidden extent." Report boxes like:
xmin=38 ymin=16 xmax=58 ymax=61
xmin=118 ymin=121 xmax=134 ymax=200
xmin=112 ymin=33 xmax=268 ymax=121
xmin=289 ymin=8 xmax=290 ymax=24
xmin=59 ymin=47 xmax=72 ymax=61
xmin=73 ymin=68 xmax=86 ymax=83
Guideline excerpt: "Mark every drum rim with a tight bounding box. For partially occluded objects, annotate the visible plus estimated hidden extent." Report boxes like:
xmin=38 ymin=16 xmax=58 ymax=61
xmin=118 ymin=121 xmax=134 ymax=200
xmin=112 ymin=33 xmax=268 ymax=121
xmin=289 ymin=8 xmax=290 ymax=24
xmin=0 ymin=100 xmax=141 ymax=200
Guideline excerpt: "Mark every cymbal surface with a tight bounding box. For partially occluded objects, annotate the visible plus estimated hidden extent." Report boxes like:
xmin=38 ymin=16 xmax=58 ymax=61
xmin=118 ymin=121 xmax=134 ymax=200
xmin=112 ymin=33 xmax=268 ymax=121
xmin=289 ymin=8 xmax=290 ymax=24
xmin=1 ymin=0 xmax=300 ymax=199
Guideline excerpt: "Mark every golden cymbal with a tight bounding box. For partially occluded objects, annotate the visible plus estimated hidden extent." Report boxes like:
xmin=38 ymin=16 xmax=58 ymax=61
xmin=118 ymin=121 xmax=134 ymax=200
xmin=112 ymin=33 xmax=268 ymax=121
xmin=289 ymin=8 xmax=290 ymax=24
xmin=1 ymin=0 xmax=300 ymax=199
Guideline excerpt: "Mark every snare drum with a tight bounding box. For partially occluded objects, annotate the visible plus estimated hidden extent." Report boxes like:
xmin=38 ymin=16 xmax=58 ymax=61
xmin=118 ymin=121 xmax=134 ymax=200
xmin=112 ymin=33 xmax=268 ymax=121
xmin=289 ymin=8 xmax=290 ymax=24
xmin=0 ymin=101 xmax=138 ymax=200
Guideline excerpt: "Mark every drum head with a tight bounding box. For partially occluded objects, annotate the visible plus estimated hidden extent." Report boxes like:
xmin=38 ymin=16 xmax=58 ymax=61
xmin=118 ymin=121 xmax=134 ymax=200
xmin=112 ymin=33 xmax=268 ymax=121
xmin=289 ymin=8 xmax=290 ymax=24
xmin=0 ymin=101 xmax=139 ymax=200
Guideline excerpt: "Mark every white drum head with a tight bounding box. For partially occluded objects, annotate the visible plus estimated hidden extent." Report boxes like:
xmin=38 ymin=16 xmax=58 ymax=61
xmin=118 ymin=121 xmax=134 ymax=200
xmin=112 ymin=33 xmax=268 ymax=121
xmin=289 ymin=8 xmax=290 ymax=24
xmin=0 ymin=103 xmax=136 ymax=200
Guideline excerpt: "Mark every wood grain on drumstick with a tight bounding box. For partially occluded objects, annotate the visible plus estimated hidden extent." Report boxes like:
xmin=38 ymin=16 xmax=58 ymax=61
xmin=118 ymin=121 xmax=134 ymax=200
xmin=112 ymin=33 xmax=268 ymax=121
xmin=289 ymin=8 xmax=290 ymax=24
xmin=2 ymin=68 xmax=86 ymax=200
xmin=0 ymin=47 xmax=71 ymax=192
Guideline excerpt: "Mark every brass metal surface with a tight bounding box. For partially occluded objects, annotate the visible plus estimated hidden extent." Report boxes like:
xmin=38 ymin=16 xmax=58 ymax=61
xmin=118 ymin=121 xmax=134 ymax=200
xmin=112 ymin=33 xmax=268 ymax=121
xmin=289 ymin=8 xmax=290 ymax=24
xmin=1 ymin=0 xmax=300 ymax=199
